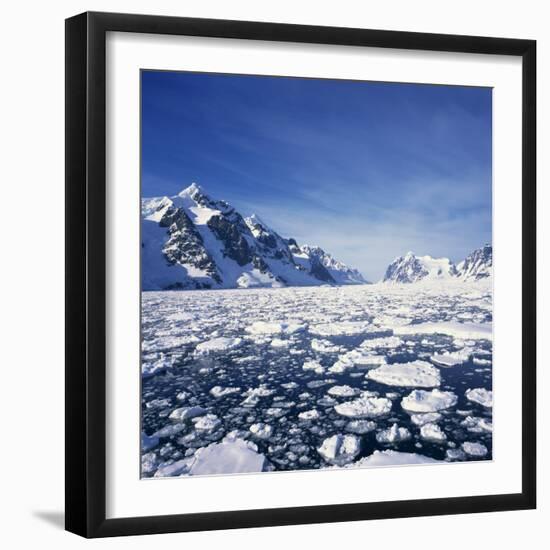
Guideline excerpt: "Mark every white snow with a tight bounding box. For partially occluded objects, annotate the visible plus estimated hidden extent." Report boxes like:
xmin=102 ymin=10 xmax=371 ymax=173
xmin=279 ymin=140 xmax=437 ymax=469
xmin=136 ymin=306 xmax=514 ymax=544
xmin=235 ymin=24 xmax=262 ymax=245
xmin=401 ymin=389 xmax=458 ymax=413
xmin=465 ymin=387 xmax=493 ymax=408
xmin=367 ymin=360 xmax=441 ymax=388
xmin=317 ymin=434 xmax=361 ymax=466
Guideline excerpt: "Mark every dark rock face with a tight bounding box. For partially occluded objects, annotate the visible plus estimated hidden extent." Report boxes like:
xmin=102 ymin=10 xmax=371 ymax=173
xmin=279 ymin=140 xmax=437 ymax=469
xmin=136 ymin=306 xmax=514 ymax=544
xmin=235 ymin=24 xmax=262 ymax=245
xmin=159 ymin=207 xmax=221 ymax=283
xmin=207 ymin=213 xmax=254 ymax=267
xmin=309 ymin=256 xmax=335 ymax=283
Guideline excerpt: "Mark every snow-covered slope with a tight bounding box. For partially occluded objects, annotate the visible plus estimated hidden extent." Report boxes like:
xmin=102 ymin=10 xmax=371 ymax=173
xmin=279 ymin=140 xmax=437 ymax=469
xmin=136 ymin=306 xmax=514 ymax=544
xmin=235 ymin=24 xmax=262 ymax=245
xmin=142 ymin=183 xmax=368 ymax=290
xmin=383 ymin=252 xmax=457 ymax=284
xmin=456 ymin=244 xmax=492 ymax=281
xmin=382 ymin=245 xmax=492 ymax=284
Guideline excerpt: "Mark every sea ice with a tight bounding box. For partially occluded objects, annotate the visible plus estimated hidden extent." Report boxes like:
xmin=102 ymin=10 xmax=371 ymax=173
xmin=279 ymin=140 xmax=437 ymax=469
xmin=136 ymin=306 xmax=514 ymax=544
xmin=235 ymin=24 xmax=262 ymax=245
xmin=334 ymin=450 xmax=440 ymax=468
xmin=327 ymin=385 xmax=361 ymax=397
xmin=410 ymin=412 xmax=443 ymax=426
xmin=194 ymin=337 xmax=242 ymax=354
xmin=317 ymin=434 xmax=361 ymax=466
xmin=249 ymin=423 xmax=273 ymax=439
xmin=460 ymin=416 xmax=493 ymax=433
xmin=367 ymin=360 xmax=441 ymax=388
xmin=420 ymin=422 xmax=447 ymax=442
xmin=298 ymin=409 xmax=321 ymax=421
xmin=334 ymin=394 xmax=392 ymax=418
xmin=246 ymin=321 xmax=306 ymax=335
xmin=210 ymin=386 xmax=241 ymax=398
xmin=461 ymin=441 xmax=488 ymax=457
xmin=141 ymin=432 xmax=159 ymax=452
xmin=168 ymin=406 xmax=207 ymax=422
xmin=401 ymin=389 xmax=458 ymax=413
xmin=430 ymin=348 xmax=472 ymax=367
xmin=465 ymin=387 xmax=493 ymax=408
xmin=192 ymin=414 xmax=221 ymax=433
xmin=376 ymin=423 xmax=411 ymax=443
xmin=344 ymin=420 xmax=377 ymax=434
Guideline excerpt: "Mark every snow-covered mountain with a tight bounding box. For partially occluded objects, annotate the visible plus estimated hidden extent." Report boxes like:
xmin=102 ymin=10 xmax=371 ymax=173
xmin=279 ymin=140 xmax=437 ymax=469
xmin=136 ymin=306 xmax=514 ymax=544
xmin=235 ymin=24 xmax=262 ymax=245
xmin=382 ymin=252 xmax=457 ymax=284
xmin=382 ymin=245 xmax=492 ymax=284
xmin=142 ymin=183 xmax=368 ymax=290
xmin=456 ymin=244 xmax=492 ymax=281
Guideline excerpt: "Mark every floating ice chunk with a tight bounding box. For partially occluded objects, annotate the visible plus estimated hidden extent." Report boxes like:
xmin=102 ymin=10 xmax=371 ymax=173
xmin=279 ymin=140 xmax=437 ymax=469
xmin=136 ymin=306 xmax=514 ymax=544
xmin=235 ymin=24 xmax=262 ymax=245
xmin=141 ymin=432 xmax=159 ymax=452
xmin=334 ymin=450 xmax=441 ymax=468
xmin=241 ymin=386 xmax=275 ymax=407
xmin=345 ymin=420 xmax=377 ymax=434
xmin=360 ymin=336 xmax=402 ymax=350
xmin=192 ymin=414 xmax=221 ymax=433
xmin=142 ymin=352 xmax=175 ymax=378
xmin=446 ymin=448 xmax=467 ymax=461
xmin=176 ymin=391 xmax=190 ymax=401
xmin=376 ymin=423 xmax=411 ymax=443
xmin=281 ymin=382 xmax=299 ymax=390
xmin=461 ymin=416 xmax=493 ymax=433
xmin=154 ymin=458 xmax=194 ymax=477
xmin=265 ymin=407 xmax=285 ymax=417
xmin=401 ymin=389 xmax=458 ymax=413
xmin=298 ymin=409 xmax=321 ymax=421
xmin=311 ymin=338 xmax=344 ymax=354
xmin=249 ymin=423 xmax=273 ymax=439
xmin=334 ymin=394 xmax=392 ymax=418
xmin=152 ymin=423 xmax=186 ymax=438
xmin=169 ymin=406 xmax=207 ymax=422
xmin=461 ymin=441 xmax=488 ymax=457
xmin=410 ymin=412 xmax=443 ymax=426
xmin=309 ymin=321 xmax=375 ymax=337
xmin=431 ymin=348 xmax=471 ymax=367
xmin=420 ymin=422 xmax=447 ymax=442
xmin=195 ymin=337 xmax=242 ymax=355
xmin=367 ymin=360 xmax=441 ymax=388
xmin=302 ymin=360 xmax=325 ymax=375
xmin=188 ymin=436 xmax=272 ymax=476
xmin=465 ymin=387 xmax=493 ymax=408
xmin=473 ymin=357 xmax=492 ymax=366
xmin=270 ymin=338 xmax=291 ymax=348
xmin=141 ymin=452 xmax=158 ymax=474
xmin=327 ymin=385 xmax=361 ymax=397
xmin=210 ymin=386 xmax=241 ymax=398
xmin=394 ymin=321 xmax=492 ymax=341
xmin=317 ymin=434 xmax=361 ymax=466
xmin=330 ymin=348 xmax=386 ymax=374
xmin=246 ymin=321 xmax=306 ymax=335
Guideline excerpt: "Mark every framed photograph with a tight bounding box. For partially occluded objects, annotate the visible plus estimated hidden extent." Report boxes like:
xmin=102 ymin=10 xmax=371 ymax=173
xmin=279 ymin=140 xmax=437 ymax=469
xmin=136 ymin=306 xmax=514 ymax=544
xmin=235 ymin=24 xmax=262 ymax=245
xmin=65 ymin=11 xmax=536 ymax=538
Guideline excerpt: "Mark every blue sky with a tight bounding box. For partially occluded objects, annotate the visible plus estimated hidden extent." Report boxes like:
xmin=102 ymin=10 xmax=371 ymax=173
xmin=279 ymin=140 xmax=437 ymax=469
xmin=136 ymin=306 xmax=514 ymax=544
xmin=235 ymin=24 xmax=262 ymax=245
xmin=142 ymin=70 xmax=492 ymax=281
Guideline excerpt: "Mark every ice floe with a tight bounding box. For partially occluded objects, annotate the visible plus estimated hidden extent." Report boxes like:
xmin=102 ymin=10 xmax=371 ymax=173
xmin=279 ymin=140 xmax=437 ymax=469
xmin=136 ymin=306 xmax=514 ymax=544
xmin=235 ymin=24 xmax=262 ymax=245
xmin=394 ymin=321 xmax=492 ymax=341
xmin=327 ymin=385 xmax=361 ymax=397
xmin=401 ymin=389 xmax=458 ymax=413
xmin=461 ymin=441 xmax=488 ymax=457
xmin=168 ymin=406 xmax=207 ymax=422
xmin=210 ymin=385 xmax=241 ymax=398
xmin=194 ymin=337 xmax=242 ymax=354
xmin=430 ymin=348 xmax=471 ymax=367
xmin=465 ymin=387 xmax=493 ymax=408
xmin=376 ymin=423 xmax=411 ymax=443
xmin=420 ymin=422 xmax=447 ymax=442
xmin=367 ymin=360 xmax=441 ymax=388
xmin=334 ymin=394 xmax=393 ymax=418
xmin=317 ymin=434 xmax=361 ymax=466
xmin=249 ymin=422 xmax=273 ymax=439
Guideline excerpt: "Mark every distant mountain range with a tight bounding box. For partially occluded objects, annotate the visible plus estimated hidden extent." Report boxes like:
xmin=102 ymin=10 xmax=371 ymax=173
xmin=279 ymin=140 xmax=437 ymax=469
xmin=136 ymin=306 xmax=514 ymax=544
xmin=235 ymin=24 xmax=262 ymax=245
xmin=142 ymin=184 xmax=367 ymax=290
xmin=382 ymin=244 xmax=492 ymax=284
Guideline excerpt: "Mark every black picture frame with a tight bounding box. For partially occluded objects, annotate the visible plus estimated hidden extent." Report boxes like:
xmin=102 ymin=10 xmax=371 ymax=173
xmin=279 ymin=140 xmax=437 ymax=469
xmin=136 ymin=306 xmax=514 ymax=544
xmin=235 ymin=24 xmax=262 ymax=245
xmin=65 ymin=11 xmax=536 ymax=538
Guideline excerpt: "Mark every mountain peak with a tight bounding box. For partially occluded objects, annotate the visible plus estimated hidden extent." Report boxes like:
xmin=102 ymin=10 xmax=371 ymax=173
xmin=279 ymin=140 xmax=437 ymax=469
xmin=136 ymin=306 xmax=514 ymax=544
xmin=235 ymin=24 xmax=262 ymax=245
xmin=178 ymin=182 xmax=204 ymax=199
